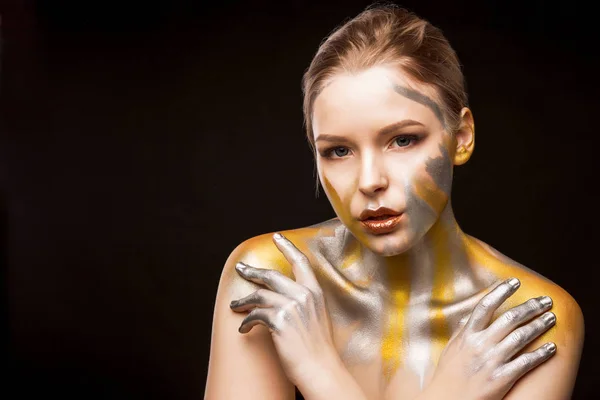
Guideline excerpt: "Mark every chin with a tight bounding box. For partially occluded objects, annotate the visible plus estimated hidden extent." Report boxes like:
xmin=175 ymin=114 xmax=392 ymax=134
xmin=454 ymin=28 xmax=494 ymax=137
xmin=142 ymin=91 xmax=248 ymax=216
xmin=363 ymin=230 xmax=416 ymax=257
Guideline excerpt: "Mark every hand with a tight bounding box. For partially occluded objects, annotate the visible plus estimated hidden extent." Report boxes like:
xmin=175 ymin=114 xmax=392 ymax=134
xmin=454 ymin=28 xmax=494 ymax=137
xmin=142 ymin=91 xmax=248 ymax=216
xmin=229 ymin=233 xmax=338 ymax=386
xmin=421 ymin=278 xmax=557 ymax=400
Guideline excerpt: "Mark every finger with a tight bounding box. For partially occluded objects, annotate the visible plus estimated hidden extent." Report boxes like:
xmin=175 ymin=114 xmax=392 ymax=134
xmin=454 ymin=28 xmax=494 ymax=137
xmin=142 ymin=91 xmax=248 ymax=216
xmin=466 ymin=278 xmax=521 ymax=332
xmin=492 ymin=342 xmax=556 ymax=383
xmin=239 ymin=306 xmax=303 ymax=334
xmin=230 ymin=288 xmax=289 ymax=312
xmin=449 ymin=314 xmax=470 ymax=341
xmin=235 ymin=262 xmax=303 ymax=296
xmin=493 ymin=312 xmax=556 ymax=361
xmin=238 ymin=307 xmax=279 ymax=334
xmin=483 ymin=296 xmax=552 ymax=343
xmin=273 ymin=233 xmax=320 ymax=290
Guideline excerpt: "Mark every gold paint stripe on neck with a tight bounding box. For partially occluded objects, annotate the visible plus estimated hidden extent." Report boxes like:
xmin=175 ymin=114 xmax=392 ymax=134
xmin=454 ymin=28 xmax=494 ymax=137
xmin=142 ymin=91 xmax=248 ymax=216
xmin=339 ymin=239 xmax=361 ymax=270
xmin=429 ymin=224 xmax=454 ymax=366
xmin=381 ymin=257 xmax=411 ymax=382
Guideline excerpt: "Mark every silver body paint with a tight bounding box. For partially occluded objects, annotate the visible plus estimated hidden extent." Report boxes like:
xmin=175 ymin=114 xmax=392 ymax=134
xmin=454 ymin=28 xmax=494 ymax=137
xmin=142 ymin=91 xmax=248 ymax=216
xmin=228 ymin=213 xmax=561 ymax=399
xmin=300 ymin=217 xmax=494 ymax=388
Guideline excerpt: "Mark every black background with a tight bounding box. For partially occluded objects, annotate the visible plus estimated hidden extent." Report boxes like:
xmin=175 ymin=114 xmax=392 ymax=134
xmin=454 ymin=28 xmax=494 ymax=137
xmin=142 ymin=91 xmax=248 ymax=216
xmin=1 ymin=0 xmax=598 ymax=398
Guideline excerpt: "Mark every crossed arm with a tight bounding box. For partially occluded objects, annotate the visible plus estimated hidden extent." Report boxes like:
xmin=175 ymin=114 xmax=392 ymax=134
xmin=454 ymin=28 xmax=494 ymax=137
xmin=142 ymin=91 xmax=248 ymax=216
xmin=205 ymin=235 xmax=584 ymax=399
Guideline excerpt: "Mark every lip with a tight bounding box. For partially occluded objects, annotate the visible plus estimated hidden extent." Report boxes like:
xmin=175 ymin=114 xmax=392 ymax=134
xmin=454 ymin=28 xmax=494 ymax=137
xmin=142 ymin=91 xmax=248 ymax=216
xmin=359 ymin=207 xmax=402 ymax=221
xmin=358 ymin=207 xmax=403 ymax=235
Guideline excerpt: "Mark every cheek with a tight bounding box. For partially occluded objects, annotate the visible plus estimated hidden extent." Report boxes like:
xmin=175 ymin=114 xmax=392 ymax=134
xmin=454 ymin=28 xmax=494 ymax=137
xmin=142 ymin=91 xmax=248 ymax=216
xmin=320 ymin=170 xmax=356 ymax=221
xmin=321 ymin=169 xmax=373 ymax=244
xmin=409 ymin=143 xmax=453 ymax=214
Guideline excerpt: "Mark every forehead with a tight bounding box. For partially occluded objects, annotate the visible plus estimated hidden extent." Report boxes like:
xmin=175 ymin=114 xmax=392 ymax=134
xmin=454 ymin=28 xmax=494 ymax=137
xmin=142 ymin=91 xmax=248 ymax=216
xmin=312 ymin=66 xmax=443 ymax=137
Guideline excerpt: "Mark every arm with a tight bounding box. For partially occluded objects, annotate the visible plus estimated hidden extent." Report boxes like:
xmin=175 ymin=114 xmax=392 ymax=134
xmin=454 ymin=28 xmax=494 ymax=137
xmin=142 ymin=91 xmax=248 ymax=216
xmin=502 ymin=292 xmax=584 ymax=399
xmin=293 ymin=350 xmax=370 ymax=400
xmin=413 ymin=279 xmax=569 ymax=400
xmin=208 ymin=233 xmax=373 ymax=400
xmin=205 ymin=240 xmax=295 ymax=400
xmin=206 ymin=262 xmax=369 ymax=400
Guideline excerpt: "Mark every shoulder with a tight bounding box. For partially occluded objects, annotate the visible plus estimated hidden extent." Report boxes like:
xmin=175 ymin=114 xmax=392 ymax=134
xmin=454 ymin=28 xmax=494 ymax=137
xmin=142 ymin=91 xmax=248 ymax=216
xmin=206 ymin=221 xmax=339 ymax=399
xmin=207 ymin=222 xmax=342 ymax=399
xmin=219 ymin=218 xmax=341 ymax=302
xmin=466 ymin=240 xmax=585 ymax=398
xmin=467 ymin=235 xmax=584 ymax=347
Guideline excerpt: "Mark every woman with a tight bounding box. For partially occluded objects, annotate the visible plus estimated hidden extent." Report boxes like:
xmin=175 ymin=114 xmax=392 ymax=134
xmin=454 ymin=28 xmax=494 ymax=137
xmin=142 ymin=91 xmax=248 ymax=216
xmin=205 ymin=5 xmax=584 ymax=399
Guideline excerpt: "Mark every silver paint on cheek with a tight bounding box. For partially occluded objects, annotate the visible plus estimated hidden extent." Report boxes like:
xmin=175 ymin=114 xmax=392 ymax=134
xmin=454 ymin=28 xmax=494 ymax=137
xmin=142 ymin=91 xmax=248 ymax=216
xmin=400 ymin=142 xmax=453 ymax=247
xmin=425 ymin=143 xmax=453 ymax=196
xmin=404 ymin=181 xmax=437 ymax=244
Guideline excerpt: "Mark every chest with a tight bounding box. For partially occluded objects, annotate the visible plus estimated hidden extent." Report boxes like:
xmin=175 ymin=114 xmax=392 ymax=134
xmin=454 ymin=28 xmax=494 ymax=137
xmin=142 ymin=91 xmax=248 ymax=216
xmin=320 ymin=277 xmax=496 ymax=399
xmin=325 ymin=294 xmax=460 ymax=397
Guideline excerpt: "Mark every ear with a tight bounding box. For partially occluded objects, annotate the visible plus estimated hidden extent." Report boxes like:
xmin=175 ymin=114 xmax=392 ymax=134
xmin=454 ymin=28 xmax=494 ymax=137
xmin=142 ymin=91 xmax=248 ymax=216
xmin=453 ymin=107 xmax=475 ymax=165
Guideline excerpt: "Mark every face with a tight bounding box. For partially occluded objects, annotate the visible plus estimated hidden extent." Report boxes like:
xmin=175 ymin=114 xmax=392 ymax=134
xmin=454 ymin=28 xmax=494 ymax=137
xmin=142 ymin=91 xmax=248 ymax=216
xmin=312 ymin=66 xmax=456 ymax=256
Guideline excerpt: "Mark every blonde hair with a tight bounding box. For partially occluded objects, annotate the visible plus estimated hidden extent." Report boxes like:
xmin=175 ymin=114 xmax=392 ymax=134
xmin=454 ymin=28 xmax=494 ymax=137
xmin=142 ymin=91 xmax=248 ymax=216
xmin=302 ymin=4 xmax=468 ymax=156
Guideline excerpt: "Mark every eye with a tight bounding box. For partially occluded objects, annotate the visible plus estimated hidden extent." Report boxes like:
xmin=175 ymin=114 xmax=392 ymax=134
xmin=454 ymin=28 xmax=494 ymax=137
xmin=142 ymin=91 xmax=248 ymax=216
xmin=392 ymin=135 xmax=419 ymax=148
xmin=321 ymin=146 xmax=350 ymax=159
xmin=333 ymin=147 xmax=349 ymax=157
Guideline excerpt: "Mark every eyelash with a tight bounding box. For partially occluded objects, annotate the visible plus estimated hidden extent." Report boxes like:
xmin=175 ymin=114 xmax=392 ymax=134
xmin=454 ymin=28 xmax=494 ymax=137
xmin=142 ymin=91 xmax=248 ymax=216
xmin=321 ymin=135 xmax=421 ymax=159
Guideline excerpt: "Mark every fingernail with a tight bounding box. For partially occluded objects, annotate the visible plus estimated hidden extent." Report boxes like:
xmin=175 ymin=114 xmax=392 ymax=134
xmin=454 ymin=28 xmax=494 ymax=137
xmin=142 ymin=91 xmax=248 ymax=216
xmin=229 ymin=300 xmax=239 ymax=308
xmin=508 ymin=277 xmax=520 ymax=289
xmin=539 ymin=296 xmax=553 ymax=308
xmin=235 ymin=262 xmax=246 ymax=272
xmin=273 ymin=232 xmax=283 ymax=240
xmin=545 ymin=342 xmax=557 ymax=353
xmin=542 ymin=312 xmax=556 ymax=325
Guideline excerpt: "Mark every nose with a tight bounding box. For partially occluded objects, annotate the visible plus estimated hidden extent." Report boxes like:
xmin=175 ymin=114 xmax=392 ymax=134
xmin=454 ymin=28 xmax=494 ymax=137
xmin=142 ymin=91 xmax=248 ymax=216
xmin=357 ymin=153 xmax=388 ymax=196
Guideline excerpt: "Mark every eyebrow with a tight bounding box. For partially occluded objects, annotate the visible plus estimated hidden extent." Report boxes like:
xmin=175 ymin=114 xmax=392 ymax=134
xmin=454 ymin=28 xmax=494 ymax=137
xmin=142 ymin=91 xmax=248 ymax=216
xmin=315 ymin=119 xmax=425 ymax=143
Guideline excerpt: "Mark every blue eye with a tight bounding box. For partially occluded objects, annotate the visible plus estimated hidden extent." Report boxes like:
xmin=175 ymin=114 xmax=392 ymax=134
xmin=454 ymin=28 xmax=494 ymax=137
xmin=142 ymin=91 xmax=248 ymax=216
xmin=393 ymin=135 xmax=420 ymax=148
xmin=395 ymin=136 xmax=413 ymax=147
xmin=332 ymin=147 xmax=349 ymax=157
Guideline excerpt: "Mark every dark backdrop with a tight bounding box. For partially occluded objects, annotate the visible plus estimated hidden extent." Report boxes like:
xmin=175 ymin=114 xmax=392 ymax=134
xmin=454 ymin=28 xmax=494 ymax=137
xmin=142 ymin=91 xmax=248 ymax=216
xmin=1 ymin=0 xmax=598 ymax=398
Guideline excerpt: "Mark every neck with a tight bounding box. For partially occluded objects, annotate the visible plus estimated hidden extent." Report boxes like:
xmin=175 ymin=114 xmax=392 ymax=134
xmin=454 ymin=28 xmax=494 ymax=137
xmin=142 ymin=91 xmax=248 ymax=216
xmin=366 ymin=202 xmax=482 ymax=303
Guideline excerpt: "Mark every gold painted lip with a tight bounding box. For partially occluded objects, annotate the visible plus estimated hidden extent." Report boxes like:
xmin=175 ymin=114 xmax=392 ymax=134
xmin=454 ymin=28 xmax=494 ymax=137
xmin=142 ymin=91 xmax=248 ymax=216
xmin=360 ymin=214 xmax=403 ymax=235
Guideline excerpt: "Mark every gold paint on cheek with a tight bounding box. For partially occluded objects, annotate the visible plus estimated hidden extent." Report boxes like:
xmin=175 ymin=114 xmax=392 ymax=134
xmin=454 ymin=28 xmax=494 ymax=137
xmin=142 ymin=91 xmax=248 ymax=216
xmin=428 ymin=224 xmax=454 ymax=366
xmin=322 ymin=175 xmax=368 ymax=244
xmin=322 ymin=175 xmax=350 ymax=221
xmin=413 ymin=171 xmax=448 ymax=214
xmin=381 ymin=256 xmax=411 ymax=382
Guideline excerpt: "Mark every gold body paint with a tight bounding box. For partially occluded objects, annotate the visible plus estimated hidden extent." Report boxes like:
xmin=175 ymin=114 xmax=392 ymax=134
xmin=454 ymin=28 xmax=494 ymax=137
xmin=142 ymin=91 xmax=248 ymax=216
xmin=228 ymin=217 xmax=573 ymax=399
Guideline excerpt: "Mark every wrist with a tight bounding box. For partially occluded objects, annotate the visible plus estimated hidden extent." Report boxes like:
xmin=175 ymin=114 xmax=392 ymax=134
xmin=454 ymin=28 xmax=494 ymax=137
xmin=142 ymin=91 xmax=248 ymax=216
xmin=294 ymin=349 xmax=368 ymax=400
xmin=415 ymin=378 xmax=475 ymax=400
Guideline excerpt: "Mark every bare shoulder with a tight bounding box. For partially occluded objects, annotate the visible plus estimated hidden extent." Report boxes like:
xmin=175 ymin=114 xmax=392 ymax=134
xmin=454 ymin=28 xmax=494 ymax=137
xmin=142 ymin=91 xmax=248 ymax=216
xmin=466 ymin=235 xmax=584 ymax=347
xmin=465 ymin=235 xmax=584 ymax=398
xmin=206 ymin=220 xmax=337 ymax=399
xmin=220 ymin=219 xmax=339 ymax=302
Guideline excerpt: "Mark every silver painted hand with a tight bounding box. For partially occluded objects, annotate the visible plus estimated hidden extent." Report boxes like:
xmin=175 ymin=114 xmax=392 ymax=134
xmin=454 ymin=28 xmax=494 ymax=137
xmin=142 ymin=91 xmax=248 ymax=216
xmin=421 ymin=278 xmax=556 ymax=400
xmin=229 ymin=233 xmax=338 ymax=386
